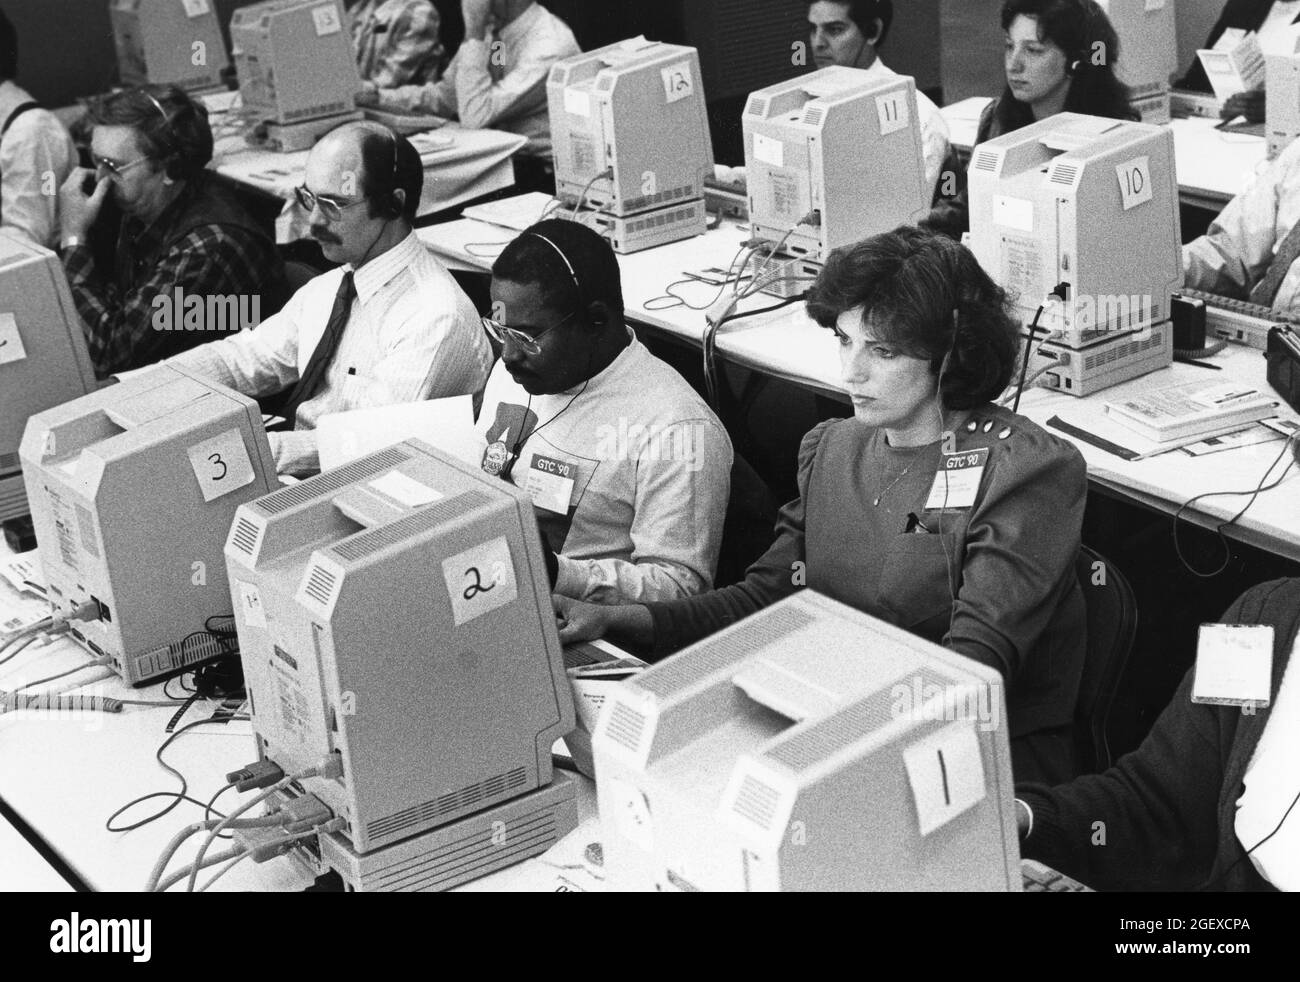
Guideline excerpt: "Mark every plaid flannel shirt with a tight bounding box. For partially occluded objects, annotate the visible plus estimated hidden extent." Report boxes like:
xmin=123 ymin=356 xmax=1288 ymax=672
xmin=63 ymin=198 xmax=277 ymax=378
xmin=350 ymin=0 xmax=444 ymax=87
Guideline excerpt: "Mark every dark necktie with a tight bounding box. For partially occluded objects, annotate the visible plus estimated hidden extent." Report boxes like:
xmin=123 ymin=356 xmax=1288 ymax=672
xmin=1249 ymin=220 xmax=1300 ymax=309
xmin=279 ymin=271 xmax=355 ymax=428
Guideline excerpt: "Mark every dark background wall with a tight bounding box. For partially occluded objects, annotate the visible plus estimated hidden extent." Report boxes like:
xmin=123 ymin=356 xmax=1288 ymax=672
xmin=4 ymin=0 xmax=940 ymax=157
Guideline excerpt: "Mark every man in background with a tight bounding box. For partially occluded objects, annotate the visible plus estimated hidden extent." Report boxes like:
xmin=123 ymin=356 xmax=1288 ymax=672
xmin=347 ymin=0 xmax=445 ymax=88
xmin=356 ymin=0 xmax=579 ymax=190
xmin=715 ymin=2 xmax=950 ymax=203
xmin=57 ymin=85 xmax=279 ymax=378
xmin=0 ymin=5 xmax=76 ymax=248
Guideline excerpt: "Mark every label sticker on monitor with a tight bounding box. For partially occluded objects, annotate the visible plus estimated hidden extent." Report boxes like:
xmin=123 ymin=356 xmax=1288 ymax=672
xmin=563 ymin=87 xmax=591 ymax=117
xmin=369 ymin=471 xmax=443 ymax=508
xmin=0 ymin=312 xmax=27 ymax=366
xmin=312 ymin=3 xmax=342 ymax=36
xmin=187 ymin=428 xmax=256 ymax=503
xmin=992 ymin=195 xmax=1034 ymax=232
xmin=752 ymin=132 xmax=784 ymax=169
xmin=181 ymin=0 xmax=211 ymax=17
xmin=607 ymin=777 xmax=655 ymax=853
xmin=236 ymin=580 xmax=267 ymax=629
xmin=903 ymin=720 xmax=987 ymax=836
xmin=660 ymin=62 xmax=694 ymax=104
xmin=1145 ymin=0 xmax=1166 ymax=11
xmin=442 ymin=536 xmax=517 ymax=626
xmin=876 ymin=89 xmax=910 ymax=136
xmin=1117 ymin=155 xmax=1153 ymax=211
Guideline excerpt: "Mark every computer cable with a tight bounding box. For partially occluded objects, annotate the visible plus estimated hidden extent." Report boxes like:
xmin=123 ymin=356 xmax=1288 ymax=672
xmin=145 ymin=814 xmax=282 ymax=892
xmin=195 ymin=821 xmax=344 ymax=893
xmin=187 ymin=756 xmax=342 ymax=892
xmin=568 ymin=168 xmax=613 ymax=222
xmin=642 ymin=239 xmax=755 ymax=313
xmin=1200 ymin=782 xmax=1300 ymax=890
xmin=1012 ymin=287 xmax=1068 ymax=414
xmin=1171 ymin=431 xmax=1299 ymax=578
xmin=153 ymin=844 xmax=246 ymax=894
xmin=8 ymin=657 xmax=112 ymax=692
xmin=0 ymin=632 xmax=42 ymax=670
xmin=701 ymin=290 xmax=811 ymax=409
xmin=106 ymin=717 xmax=247 ymax=834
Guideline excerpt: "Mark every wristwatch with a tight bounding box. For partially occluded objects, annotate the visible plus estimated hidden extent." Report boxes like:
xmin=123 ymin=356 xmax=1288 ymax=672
xmin=59 ymin=235 xmax=85 ymax=254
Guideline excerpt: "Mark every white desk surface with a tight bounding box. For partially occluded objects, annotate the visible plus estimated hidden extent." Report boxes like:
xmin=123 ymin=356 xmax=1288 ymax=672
xmin=1016 ymin=345 xmax=1300 ymax=562
xmin=212 ymin=123 xmax=525 ymax=243
xmin=422 ymin=218 xmax=1300 ymax=559
xmin=0 ymin=545 xmax=601 ymax=893
xmin=938 ymin=99 xmax=1267 ymax=209
xmin=0 ymin=811 xmax=73 ymax=892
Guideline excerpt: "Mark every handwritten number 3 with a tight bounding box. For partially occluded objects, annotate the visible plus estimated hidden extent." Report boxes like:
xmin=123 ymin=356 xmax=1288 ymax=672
xmin=209 ymin=453 xmax=227 ymax=481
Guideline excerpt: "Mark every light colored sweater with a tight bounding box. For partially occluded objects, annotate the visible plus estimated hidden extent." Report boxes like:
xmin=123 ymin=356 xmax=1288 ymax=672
xmin=476 ymin=335 xmax=732 ymax=604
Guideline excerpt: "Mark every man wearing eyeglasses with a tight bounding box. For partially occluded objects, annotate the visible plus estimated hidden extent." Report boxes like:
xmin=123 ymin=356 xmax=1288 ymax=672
xmin=164 ymin=121 xmax=491 ymax=477
xmin=477 ymin=219 xmax=733 ymax=605
xmin=56 ymin=85 xmax=280 ymax=378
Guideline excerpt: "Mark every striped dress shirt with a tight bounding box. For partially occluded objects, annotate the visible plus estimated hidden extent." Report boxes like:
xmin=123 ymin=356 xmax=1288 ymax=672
xmin=167 ymin=231 xmax=492 ymax=476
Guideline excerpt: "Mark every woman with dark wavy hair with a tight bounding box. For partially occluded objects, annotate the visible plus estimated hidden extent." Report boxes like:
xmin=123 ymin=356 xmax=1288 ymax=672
xmin=928 ymin=0 xmax=1135 ymax=237
xmin=554 ymin=226 xmax=1089 ymax=784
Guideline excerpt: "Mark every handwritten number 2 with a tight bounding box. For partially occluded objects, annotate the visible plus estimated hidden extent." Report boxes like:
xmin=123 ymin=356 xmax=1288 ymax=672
xmin=463 ymin=566 xmax=497 ymax=600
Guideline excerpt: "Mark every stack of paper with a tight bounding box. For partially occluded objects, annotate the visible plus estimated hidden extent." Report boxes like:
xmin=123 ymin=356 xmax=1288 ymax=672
xmin=1105 ymin=379 xmax=1276 ymax=442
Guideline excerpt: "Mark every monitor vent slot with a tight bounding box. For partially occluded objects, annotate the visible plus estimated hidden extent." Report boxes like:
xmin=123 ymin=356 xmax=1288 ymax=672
xmin=637 ymin=605 xmax=814 ymax=697
xmin=0 ymin=452 xmax=19 ymax=475
xmin=802 ymin=107 xmax=824 ymax=126
xmin=605 ymin=700 xmax=648 ymax=753
xmin=303 ymin=565 xmax=338 ymax=607
xmin=329 ymin=491 xmax=486 ymax=562
xmin=731 ymin=774 xmax=781 ymax=830
xmin=256 ymin=447 xmax=410 ymax=515
xmin=972 ymin=149 xmax=999 ymax=172
xmin=229 ymin=515 xmax=262 ymax=556
xmin=1082 ymin=325 xmax=1164 ymax=370
xmin=767 ymin=669 xmax=952 ymax=771
xmin=365 ymin=766 xmax=527 ymax=840
xmin=744 ymin=95 xmax=767 ymax=117
xmin=1050 ymin=163 xmax=1080 ymax=186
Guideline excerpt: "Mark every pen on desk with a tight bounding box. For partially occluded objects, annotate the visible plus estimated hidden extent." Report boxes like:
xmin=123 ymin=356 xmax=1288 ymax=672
xmin=1173 ymin=356 xmax=1221 ymax=371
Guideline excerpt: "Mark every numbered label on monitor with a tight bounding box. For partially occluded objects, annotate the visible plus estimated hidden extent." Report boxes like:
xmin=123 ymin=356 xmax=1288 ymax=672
xmin=186 ymin=428 xmax=256 ymax=502
xmin=312 ymin=3 xmax=342 ymax=36
xmin=181 ymin=0 xmax=211 ymax=18
xmin=1117 ymin=155 xmax=1153 ymax=211
xmin=236 ymin=580 xmax=267 ymax=629
xmin=876 ymin=90 xmax=910 ymax=136
xmin=441 ymin=536 xmax=517 ymax=627
xmin=563 ymin=86 xmax=591 ymax=118
xmin=0 ymin=312 xmax=27 ymax=366
xmin=902 ymin=720 xmax=986 ymax=836
xmin=660 ymin=62 xmax=694 ymax=105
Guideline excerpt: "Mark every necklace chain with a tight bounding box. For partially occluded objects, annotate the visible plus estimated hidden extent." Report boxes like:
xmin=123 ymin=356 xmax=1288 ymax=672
xmin=873 ymin=460 xmax=915 ymax=507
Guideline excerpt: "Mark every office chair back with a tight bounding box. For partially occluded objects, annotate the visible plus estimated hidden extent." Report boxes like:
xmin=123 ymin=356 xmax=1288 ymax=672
xmin=715 ymin=451 xmax=779 ymax=588
xmin=1073 ymin=545 xmax=1138 ymax=774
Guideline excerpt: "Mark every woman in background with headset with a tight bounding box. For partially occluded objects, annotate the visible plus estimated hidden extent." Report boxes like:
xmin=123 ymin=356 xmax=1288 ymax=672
xmin=554 ymin=226 xmax=1090 ymax=785
xmin=927 ymin=0 xmax=1135 ymax=237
